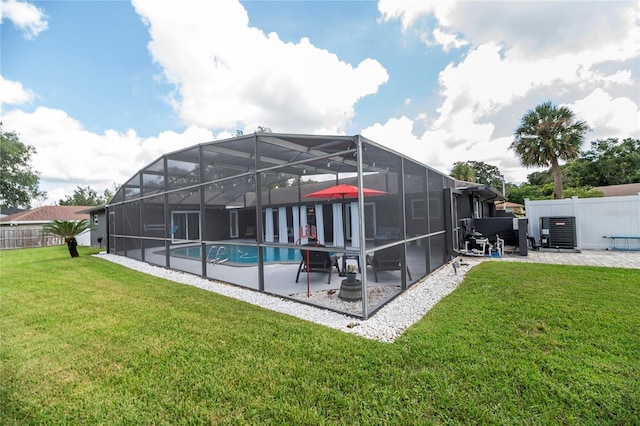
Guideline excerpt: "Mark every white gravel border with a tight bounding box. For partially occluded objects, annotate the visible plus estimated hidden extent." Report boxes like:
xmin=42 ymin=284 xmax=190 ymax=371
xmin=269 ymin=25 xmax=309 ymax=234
xmin=95 ymin=252 xmax=481 ymax=342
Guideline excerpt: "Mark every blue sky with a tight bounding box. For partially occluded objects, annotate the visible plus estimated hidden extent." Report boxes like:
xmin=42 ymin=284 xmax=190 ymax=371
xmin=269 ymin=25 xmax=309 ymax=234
xmin=1 ymin=0 xmax=639 ymax=205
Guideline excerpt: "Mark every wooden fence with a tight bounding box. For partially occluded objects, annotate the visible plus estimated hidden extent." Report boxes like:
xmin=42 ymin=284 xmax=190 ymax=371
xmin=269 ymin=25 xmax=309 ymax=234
xmin=0 ymin=226 xmax=64 ymax=250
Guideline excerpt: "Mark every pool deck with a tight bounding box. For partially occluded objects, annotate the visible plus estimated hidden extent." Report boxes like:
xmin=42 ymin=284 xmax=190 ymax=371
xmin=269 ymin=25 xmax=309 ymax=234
xmin=109 ymin=244 xmax=638 ymax=322
xmin=494 ymin=247 xmax=639 ymax=269
xmin=139 ymin=243 xmax=413 ymax=312
xmin=145 ymin=243 xmax=639 ymax=293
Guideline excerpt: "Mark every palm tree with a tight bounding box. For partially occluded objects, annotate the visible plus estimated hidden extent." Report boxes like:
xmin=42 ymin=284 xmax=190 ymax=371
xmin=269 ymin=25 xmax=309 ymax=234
xmin=43 ymin=219 xmax=95 ymax=257
xmin=511 ymin=101 xmax=589 ymax=199
xmin=450 ymin=161 xmax=476 ymax=183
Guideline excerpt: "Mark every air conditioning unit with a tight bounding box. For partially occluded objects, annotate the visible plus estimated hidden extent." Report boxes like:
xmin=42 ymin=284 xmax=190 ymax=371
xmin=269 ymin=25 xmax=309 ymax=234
xmin=540 ymin=216 xmax=577 ymax=249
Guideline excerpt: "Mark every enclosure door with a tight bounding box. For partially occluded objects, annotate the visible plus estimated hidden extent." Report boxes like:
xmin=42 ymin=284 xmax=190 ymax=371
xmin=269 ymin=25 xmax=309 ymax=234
xmin=171 ymin=211 xmax=200 ymax=241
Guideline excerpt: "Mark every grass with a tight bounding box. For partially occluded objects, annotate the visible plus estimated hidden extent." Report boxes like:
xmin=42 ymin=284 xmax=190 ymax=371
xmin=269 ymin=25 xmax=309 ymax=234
xmin=1 ymin=246 xmax=638 ymax=425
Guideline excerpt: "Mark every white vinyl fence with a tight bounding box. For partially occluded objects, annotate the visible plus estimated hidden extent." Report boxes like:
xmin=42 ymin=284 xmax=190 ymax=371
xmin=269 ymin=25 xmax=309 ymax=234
xmin=525 ymin=195 xmax=640 ymax=250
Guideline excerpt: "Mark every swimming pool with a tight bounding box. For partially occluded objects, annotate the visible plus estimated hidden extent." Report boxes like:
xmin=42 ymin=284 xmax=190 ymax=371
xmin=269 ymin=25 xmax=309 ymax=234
xmin=169 ymin=244 xmax=303 ymax=265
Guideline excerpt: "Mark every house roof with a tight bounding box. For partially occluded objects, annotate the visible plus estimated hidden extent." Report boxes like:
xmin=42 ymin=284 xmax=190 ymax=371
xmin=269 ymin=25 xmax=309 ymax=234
xmin=594 ymin=183 xmax=640 ymax=197
xmin=495 ymin=201 xmax=524 ymax=210
xmin=76 ymin=205 xmax=106 ymax=214
xmin=0 ymin=205 xmax=92 ymax=224
xmin=454 ymin=180 xmax=506 ymax=201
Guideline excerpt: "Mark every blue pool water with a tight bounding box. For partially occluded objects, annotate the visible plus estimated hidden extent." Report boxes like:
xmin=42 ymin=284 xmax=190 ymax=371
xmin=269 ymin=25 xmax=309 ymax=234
xmin=170 ymin=244 xmax=302 ymax=264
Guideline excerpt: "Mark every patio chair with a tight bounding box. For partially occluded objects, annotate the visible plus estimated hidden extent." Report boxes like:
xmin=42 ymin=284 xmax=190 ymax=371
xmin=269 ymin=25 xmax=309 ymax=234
xmin=296 ymin=243 xmax=340 ymax=284
xmin=366 ymin=244 xmax=412 ymax=282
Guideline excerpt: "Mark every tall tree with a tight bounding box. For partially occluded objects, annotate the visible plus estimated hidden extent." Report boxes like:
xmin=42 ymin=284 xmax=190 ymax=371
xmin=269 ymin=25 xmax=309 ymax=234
xmin=507 ymin=183 xmax=554 ymax=204
xmin=526 ymin=170 xmax=554 ymax=186
xmin=559 ymin=160 xmax=591 ymax=188
xmin=450 ymin=162 xmax=475 ymax=182
xmin=0 ymin=124 xmax=46 ymax=208
xmin=511 ymin=101 xmax=589 ymax=199
xmin=467 ymin=161 xmax=504 ymax=191
xmin=59 ymin=185 xmax=113 ymax=206
xmin=522 ymin=138 xmax=639 ymax=189
xmin=450 ymin=161 xmax=505 ymax=192
xmin=43 ymin=219 xmax=95 ymax=257
xmin=581 ymin=138 xmax=640 ymax=186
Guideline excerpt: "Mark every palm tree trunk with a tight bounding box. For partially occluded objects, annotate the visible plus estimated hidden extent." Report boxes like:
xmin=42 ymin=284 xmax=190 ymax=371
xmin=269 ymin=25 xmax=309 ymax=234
xmin=551 ymin=157 xmax=563 ymax=199
xmin=66 ymin=237 xmax=79 ymax=258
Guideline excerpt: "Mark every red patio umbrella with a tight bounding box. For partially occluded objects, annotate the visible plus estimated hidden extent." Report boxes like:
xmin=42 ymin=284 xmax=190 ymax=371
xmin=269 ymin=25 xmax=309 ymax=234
xmin=302 ymin=183 xmax=387 ymax=200
xmin=302 ymin=185 xmax=387 ymax=242
xmin=302 ymin=183 xmax=388 ymax=277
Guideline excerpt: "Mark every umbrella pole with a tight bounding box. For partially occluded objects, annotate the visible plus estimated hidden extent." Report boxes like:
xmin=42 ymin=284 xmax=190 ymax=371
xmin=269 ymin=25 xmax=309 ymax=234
xmin=342 ymin=195 xmax=347 ymax=249
xmin=341 ymin=195 xmax=347 ymax=276
xmin=307 ymin=249 xmax=310 ymax=297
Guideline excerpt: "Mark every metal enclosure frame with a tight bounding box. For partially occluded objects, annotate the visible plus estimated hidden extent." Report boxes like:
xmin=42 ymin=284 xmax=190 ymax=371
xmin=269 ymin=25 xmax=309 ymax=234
xmin=107 ymin=133 xmax=456 ymax=319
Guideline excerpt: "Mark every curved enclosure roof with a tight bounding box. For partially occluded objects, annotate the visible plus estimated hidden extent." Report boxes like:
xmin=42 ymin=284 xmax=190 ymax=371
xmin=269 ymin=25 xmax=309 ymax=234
xmin=109 ymin=133 xmax=441 ymax=207
xmin=106 ymin=132 xmax=458 ymax=319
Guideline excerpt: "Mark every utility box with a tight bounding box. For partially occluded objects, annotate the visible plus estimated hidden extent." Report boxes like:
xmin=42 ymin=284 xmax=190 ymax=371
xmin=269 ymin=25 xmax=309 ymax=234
xmin=517 ymin=218 xmax=528 ymax=256
xmin=540 ymin=216 xmax=577 ymax=249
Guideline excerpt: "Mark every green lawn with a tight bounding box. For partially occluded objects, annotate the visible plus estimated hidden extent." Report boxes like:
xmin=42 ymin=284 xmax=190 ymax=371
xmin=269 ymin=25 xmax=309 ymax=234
xmin=1 ymin=246 xmax=638 ymax=425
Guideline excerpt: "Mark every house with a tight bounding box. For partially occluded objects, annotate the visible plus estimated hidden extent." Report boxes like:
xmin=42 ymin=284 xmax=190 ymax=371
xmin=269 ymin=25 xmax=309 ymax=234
xmin=451 ymin=181 xmax=514 ymax=247
xmin=0 ymin=205 xmax=92 ymax=249
xmin=494 ymin=200 xmax=525 ymax=215
xmin=454 ymin=180 xmax=505 ymax=219
xmin=77 ymin=205 xmax=108 ymax=248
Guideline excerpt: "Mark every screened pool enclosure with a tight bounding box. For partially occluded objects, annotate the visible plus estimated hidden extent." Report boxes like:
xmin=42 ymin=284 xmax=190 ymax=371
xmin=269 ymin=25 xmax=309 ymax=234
xmin=107 ymin=133 xmax=457 ymax=319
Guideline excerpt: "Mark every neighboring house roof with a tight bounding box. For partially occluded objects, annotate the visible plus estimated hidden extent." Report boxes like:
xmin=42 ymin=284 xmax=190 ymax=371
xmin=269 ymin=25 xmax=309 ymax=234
xmin=594 ymin=183 xmax=640 ymax=197
xmin=495 ymin=201 xmax=524 ymax=210
xmin=0 ymin=205 xmax=92 ymax=225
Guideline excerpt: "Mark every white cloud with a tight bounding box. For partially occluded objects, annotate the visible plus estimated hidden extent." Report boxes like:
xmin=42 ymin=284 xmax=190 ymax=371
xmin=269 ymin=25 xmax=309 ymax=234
xmin=362 ymin=116 xmax=448 ymax=174
xmin=428 ymin=28 xmax=468 ymax=52
xmin=444 ymin=1 xmax=639 ymax=59
xmin=3 ymin=0 xmax=638 ymax=205
xmin=0 ymin=0 xmax=48 ymax=39
xmin=3 ymin=106 xmax=215 ymax=205
xmin=361 ymin=116 xmax=531 ymax=183
xmin=0 ymin=75 xmax=34 ymax=106
xmin=373 ymin=0 xmax=640 ymax=185
xmin=568 ymin=89 xmax=640 ymax=140
xmin=378 ymin=0 xmax=455 ymax=31
xmin=132 ymin=0 xmax=389 ymax=134
xmin=379 ymin=0 xmax=463 ymax=51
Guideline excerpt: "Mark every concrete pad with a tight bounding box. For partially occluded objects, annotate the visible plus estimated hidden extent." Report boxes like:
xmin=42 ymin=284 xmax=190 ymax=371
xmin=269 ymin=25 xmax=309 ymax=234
xmin=494 ymin=249 xmax=639 ymax=269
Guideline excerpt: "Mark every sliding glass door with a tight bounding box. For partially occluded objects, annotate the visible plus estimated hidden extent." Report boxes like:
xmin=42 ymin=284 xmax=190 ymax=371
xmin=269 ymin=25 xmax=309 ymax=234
xmin=171 ymin=211 xmax=200 ymax=241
